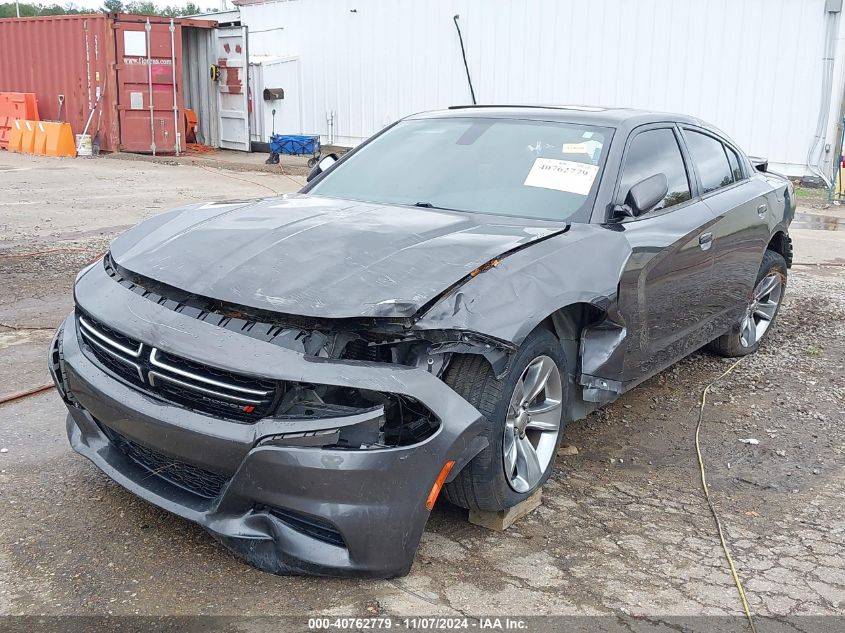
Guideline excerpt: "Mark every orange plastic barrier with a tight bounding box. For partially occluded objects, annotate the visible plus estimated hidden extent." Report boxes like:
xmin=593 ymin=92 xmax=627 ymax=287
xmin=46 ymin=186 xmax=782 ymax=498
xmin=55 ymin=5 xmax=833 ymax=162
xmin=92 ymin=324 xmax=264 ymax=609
xmin=7 ymin=120 xmax=24 ymax=152
xmin=0 ymin=92 xmax=39 ymax=149
xmin=8 ymin=119 xmax=75 ymax=157
xmin=17 ymin=120 xmax=36 ymax=154
xmin=44 ymin=121 xmax=76 ymax=157
xmin=33 ymin=121 xmax=48 ymax=155
xmin=42 ymin=121 xmax=75 ymax=157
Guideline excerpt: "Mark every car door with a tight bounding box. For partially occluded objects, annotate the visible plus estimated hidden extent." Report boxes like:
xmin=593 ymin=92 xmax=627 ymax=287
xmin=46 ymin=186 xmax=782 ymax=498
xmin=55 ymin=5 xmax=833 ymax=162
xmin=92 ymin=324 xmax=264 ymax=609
xmin=610 ymin=125 xmax=721 ymax=385
xmin=680 ymin=127 xmax=773 ymax=333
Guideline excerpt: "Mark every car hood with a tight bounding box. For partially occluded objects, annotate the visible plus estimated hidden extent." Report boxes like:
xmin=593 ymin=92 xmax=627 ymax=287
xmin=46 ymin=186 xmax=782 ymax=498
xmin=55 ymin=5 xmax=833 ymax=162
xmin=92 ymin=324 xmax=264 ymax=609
xmin=109 ymin=194 xmax=568 ymax=319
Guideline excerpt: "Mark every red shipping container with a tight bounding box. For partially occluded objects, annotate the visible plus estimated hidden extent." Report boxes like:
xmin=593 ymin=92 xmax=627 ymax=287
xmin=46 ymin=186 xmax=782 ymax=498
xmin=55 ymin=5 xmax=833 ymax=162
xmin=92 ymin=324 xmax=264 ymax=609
xmin=0 ymin=13 xmax=216 ymax=154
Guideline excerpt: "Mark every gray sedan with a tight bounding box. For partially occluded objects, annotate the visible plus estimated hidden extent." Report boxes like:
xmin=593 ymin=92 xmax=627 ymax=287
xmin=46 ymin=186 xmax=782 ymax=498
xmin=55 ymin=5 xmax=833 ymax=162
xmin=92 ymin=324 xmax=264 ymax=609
xmin=49 ymin=106 xmax=793 ymax=577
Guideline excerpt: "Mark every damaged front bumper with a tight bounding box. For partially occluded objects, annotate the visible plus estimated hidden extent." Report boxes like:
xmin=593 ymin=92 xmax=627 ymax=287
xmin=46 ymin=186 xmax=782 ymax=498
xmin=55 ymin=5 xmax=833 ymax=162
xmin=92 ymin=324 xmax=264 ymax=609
xmin=50 ymin=264 xmax=486 ymax=578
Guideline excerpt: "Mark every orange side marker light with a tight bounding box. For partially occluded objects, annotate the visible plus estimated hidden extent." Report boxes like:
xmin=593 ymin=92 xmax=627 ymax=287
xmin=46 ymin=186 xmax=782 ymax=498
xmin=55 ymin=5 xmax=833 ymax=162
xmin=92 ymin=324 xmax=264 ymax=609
xmin=425 ymin=460 xmax=456 ymax=510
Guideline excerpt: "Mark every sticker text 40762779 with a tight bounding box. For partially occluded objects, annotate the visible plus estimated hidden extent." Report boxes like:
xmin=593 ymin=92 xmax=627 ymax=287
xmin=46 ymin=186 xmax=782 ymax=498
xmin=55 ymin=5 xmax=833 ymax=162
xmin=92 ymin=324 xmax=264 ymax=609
xmin=523 ymin=158 xmax=599 ymax=196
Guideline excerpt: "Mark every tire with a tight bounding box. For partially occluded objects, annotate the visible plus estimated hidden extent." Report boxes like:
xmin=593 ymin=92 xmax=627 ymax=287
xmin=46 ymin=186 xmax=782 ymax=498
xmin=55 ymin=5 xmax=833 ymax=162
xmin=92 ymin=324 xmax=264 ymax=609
xmin=442 ymin=327 xmax=568 ymax=512
xmin=708 ymin=249 xmax=787 ymax=357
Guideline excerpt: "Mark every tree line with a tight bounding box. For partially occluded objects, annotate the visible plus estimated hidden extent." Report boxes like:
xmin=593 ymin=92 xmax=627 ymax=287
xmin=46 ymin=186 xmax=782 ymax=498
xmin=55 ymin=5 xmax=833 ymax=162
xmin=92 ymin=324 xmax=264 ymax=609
xmin=0 ymin=0 xmax=215 ymax=18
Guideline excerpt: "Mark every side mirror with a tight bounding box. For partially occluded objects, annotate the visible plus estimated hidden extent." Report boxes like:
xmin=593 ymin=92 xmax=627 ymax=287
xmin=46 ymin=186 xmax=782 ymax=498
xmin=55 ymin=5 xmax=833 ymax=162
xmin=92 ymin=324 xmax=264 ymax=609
xmin=306 ymin=153 xmax=339 ymax=182
xmin=617 ymin=173 xmax=668 ymax=218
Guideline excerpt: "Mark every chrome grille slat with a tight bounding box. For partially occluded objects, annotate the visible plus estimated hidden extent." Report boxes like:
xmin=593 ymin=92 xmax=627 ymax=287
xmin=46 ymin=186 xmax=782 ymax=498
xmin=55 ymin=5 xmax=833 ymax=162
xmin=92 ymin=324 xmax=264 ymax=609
xmin=148 ymin=371 xmax=267 ymax=405
xmin=79 ymin=315 xmax=142 ymax=357
xmin=149 ymin=348 xmax=273 ymax=397
xmin=79 ymin=328 xmax=145 ymax=381
xmin=76 ymin=312 xmax=277 ymax=422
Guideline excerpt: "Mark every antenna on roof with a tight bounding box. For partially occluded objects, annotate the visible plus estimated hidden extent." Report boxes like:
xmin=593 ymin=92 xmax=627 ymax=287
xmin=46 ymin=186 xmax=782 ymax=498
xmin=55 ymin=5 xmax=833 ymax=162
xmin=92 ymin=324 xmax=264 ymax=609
xmin=452 ymin=15 xmax=476 ymax=105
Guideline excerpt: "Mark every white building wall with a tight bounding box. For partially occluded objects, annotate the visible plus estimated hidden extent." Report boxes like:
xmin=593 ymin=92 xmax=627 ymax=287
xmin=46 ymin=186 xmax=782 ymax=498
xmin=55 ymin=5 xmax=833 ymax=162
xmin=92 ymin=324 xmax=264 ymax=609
xmin=241 ymin=0 xmax=845 ymax=176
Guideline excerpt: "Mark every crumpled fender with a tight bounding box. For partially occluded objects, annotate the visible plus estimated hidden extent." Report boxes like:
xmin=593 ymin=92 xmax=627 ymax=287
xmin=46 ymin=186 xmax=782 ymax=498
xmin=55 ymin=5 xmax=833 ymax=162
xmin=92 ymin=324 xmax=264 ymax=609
xmin=414 ymin=223 xmax=631 ymax=344
xmin=413 ymin=224 xmax=633 ymax=398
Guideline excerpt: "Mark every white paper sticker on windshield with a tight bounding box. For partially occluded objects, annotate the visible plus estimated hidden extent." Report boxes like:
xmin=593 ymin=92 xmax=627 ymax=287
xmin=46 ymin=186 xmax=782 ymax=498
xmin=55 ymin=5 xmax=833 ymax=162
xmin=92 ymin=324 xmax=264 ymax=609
xmin=523 ymin=158 xmax=599 ymax=195
xmin=562 ymin=143 xmax=589 ymax=154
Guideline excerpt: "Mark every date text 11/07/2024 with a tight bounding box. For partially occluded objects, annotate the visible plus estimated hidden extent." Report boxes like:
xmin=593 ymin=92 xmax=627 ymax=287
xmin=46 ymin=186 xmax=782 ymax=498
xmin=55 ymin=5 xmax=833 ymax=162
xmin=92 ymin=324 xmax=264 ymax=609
xmin=307 ymin=617 xmax=529 ymax=630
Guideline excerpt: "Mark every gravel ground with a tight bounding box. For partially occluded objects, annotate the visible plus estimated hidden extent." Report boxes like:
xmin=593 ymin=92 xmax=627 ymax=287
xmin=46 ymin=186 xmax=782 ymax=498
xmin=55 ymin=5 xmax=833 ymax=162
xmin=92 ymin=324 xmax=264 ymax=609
xmin=0 ymin=154 xmax=843 ymax=621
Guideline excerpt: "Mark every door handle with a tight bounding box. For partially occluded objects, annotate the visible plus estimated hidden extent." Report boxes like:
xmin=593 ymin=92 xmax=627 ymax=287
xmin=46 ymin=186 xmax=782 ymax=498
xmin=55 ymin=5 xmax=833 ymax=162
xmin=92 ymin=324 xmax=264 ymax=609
xmin=699 ymin=232 xmax=713 ymax=251
xmin=757 ymin=203 xmax=768 ymax=218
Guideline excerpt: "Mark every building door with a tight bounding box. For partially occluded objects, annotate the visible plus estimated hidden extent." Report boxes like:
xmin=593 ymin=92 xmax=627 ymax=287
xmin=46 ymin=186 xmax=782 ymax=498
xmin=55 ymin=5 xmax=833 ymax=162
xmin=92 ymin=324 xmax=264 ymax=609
xmin=214 ymin=25 xmax=250 ymax=151
xmin=182 ymin=25 xmax=220 ymax=148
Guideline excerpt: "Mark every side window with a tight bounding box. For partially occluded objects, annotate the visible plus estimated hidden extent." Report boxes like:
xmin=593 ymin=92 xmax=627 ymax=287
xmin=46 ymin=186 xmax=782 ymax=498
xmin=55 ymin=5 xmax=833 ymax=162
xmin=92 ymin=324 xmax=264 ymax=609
xmin=725 ymin=145 xmax=744 ymax=182
xmin=618 ymin=128 xmax=691 ymax=213
xmin=684 ymin=130 xmax=734 ymax=193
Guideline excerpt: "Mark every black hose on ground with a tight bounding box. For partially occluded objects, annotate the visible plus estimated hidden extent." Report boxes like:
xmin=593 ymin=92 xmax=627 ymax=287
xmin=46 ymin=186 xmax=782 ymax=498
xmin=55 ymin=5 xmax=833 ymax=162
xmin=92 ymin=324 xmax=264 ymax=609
xmin=0 ymin=384 xmax=53 ymax=406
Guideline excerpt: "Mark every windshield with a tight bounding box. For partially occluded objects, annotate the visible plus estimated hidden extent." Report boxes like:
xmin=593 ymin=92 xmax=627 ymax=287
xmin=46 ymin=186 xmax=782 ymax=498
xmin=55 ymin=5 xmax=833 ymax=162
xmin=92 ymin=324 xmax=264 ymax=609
xmin=309 ymin=117 xmax=612 ymax=222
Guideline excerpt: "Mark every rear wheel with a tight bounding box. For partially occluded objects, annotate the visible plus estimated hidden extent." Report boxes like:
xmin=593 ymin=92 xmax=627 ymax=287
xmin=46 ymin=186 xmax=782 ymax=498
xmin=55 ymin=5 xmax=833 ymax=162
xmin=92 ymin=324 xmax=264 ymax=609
xmin=443 ymin=328 xmax=567 ymax=511
xmin=708 ymin=249 xmax=787 ymax=357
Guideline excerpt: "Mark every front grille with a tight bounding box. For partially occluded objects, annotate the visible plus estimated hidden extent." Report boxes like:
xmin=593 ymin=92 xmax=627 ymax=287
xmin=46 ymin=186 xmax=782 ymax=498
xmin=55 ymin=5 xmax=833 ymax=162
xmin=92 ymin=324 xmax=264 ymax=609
xmin=105 ymin=426 xmax=229 ymax=499
xmin=77 ymin=312 xmax=278 ymax=422
xmin=78 ymin=315 xmax=145 ymax=385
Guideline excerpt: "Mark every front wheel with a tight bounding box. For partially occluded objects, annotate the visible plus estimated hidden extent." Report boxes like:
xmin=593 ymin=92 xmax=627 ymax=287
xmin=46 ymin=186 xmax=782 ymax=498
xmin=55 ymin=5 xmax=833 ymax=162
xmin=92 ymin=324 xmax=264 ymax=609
xmin=708 ymin=249 xmax=787 ymax=357
xmin=442 ymin=328 xmax=567 ymax=512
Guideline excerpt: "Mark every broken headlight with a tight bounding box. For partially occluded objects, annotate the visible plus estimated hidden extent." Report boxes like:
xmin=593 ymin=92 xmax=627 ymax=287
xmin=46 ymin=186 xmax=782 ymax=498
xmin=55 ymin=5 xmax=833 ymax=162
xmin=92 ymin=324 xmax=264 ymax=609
xmin=258 ymin=382 xmax=439 ymax=450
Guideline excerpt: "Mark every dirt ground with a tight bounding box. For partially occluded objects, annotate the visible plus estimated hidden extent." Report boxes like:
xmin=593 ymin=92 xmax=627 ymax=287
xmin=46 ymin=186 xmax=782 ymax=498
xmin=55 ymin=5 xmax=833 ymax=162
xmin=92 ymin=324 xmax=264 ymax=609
xmin=0 ymin=152 xmax=843 ymax=621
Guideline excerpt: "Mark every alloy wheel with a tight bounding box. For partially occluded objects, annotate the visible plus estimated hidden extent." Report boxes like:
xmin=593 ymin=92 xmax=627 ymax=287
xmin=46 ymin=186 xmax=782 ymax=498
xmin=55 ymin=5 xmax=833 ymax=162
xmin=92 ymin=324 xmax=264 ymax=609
xmin=739 ymin=271 xmax=783 ymax=348
xmin=503 ymin=355 xmax=563 ymax=493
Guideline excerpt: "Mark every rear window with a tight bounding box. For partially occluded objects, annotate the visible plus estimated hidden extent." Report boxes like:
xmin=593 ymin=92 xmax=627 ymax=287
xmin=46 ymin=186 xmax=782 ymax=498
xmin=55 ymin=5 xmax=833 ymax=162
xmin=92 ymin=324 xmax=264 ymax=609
xmin=725 ymin=145 xmax=744 ymax=182
xmin=309 ymin=118 xmax=612 ymax=222
xmin=684 ymin=130 xmax=734 ymax=193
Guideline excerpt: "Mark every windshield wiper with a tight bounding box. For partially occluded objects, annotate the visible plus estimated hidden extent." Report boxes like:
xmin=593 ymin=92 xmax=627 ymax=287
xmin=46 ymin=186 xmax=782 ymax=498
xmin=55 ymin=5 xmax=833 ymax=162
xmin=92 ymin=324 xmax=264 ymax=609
xmin=413 ymin=201 xmax=463 ymax=212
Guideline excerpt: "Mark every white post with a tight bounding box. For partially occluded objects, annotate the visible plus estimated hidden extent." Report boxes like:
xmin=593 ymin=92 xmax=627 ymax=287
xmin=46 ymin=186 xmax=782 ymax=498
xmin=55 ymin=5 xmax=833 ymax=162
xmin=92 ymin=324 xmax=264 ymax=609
xmin=145 ymin=18 xmax=156 ymax=156
xmin=169 ymin=18 xmax=180 ymax=155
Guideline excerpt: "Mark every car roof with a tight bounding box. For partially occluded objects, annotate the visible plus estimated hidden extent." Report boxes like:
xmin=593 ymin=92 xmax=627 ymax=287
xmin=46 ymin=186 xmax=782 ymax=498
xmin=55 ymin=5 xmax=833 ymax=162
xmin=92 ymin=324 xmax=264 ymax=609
xmin=408 ymin=105 xmax=703 ymax=129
